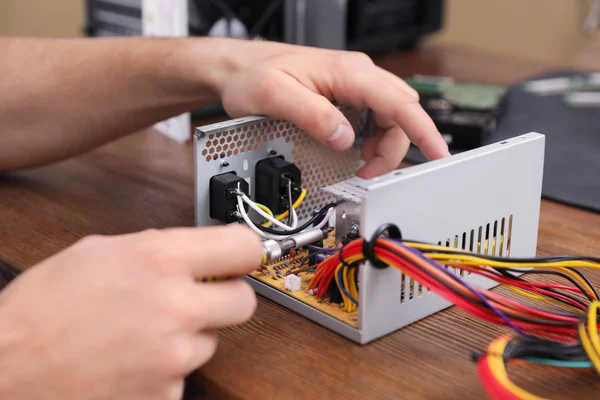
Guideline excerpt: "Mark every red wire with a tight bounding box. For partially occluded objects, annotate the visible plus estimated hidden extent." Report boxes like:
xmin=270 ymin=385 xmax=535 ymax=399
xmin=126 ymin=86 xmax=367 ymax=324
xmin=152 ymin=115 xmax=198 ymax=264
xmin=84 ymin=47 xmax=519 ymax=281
xmin=477 ymin=355 xmax=524 ymax=400
xmin=375 ymin=248 xmax=579 ymax=336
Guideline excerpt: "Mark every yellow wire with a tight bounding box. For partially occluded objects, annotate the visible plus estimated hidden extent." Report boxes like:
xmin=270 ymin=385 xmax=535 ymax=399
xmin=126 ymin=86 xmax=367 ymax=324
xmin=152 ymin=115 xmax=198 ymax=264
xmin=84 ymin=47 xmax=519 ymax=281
xmin=487 ymin=336 xmax=547 ymax=400
xmin=332 ymin=255 xmax=363 ymax=313
xmin=349 ymin=267 xmax=359 ymax=312
xmin=416 ymin=250 xmax=598 ymax=300
xmin=579 ymin=322 xmax=600 ymax=374
xmin=272 ymin=188 xmax=308 ymax=224
xmin=505 ymin=285 xmax=584 ymax=312
xmin=582 ymin=302 xmax=600 ymax=374
xmin=588 ymin=302 xmax=600 ymax=355
xmin=256 ymin=203 xmax=275 ymax=228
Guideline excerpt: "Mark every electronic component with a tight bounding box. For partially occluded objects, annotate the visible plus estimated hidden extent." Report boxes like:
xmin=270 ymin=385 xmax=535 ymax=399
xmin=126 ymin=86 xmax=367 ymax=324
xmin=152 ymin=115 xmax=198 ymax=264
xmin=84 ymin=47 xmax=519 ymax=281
xmin=194 ymin=112 xmax=544 ymax=345
xmin=209 ymin=172 xmax=249 ymax=224
xmin=255 ymin=156 xmax=301 ymax=215
xmin=261 ymin=228 xmax=328 ymax=264
xmin=405 ymin=75 xmax=507 ymax=150
xmin=314 ymin=253 xmax=329 ymax=265
xmin=284 ymin=274 xmax=302 ymax=292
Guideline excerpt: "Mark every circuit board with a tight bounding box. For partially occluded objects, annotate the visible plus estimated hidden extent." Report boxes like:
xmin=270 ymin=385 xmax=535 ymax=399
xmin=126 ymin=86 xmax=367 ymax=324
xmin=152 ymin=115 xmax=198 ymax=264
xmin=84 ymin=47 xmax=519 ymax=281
xmin=247 ymin=229 xmax=359 ymax=328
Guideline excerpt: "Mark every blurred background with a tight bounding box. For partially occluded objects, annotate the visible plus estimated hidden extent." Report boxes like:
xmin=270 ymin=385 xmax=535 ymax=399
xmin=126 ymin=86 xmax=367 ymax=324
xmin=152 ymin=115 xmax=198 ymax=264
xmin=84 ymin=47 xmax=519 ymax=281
xmin=0 ymin=0 xmax=598 ymax=68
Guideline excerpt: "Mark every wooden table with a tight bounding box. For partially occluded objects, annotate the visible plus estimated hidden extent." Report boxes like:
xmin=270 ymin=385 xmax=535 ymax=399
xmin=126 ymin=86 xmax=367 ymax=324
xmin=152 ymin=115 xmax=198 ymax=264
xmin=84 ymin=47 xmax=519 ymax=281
xmin=2 ymin=44 xmax=600 ymax=399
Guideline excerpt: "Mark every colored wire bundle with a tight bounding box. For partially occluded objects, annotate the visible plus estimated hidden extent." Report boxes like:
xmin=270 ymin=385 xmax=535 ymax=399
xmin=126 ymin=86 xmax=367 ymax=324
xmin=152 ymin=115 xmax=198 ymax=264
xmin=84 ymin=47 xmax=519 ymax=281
xmin=307 ymin=223 xmax=600 ymax=399
xmin=234 ymin=187 xmax=308 ymax=239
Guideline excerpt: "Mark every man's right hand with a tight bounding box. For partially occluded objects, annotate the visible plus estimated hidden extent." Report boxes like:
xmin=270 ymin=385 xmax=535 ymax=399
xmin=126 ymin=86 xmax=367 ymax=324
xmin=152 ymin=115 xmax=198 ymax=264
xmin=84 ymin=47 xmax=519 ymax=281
xmin=0 ymin=225 xmax=262 ymax=400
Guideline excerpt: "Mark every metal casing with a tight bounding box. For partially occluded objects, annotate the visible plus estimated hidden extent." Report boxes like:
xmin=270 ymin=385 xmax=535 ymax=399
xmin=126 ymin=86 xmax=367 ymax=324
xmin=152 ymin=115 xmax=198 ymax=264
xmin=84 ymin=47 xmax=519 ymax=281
xmin=194 ymin=115 xmax=545 ymax=344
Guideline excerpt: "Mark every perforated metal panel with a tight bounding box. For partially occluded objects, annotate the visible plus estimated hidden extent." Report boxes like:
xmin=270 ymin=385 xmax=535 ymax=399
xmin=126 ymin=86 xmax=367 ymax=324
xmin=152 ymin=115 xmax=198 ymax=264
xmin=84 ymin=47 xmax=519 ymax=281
xmin=194 ymin=108 xmax=373 ymax=225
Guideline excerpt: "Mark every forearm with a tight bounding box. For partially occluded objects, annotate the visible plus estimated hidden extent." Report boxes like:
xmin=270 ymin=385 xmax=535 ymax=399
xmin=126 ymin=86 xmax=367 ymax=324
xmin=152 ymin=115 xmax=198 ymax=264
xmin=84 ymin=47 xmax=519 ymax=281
xmin=0 ymin=36 xmax=233 ymax=171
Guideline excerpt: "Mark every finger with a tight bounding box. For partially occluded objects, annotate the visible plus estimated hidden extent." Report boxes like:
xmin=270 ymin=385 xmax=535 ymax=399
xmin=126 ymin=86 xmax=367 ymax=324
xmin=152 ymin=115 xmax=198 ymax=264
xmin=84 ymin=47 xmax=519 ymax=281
xmin=328 ymin=55 xmax=449 ymax=160
xmin=174 ymin=331 xmax=219 ymax=377
xmin=193 ymin=279 xmax=257 ymax=330
xmin=378 ymin=67 xmax=420 ymax=100
xmin=232 ymin=71 xmax=355 ymax=151
xmin=192 ymin=331 xmax=219 ymax=368
xmin=137 ymin=225 xmax=263 ymax=278
xmin=360 ymin=131 xmax=383 ymax=162
xmin=356 ymin=124 xmax=410 ymax=179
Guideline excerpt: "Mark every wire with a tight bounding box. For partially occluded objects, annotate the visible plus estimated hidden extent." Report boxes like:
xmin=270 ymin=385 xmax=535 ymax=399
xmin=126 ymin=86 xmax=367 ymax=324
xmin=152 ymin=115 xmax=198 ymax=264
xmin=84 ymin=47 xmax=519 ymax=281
xmin=257 ymin=202 xmax=336 ymax=236
xmin=240 ymin=194 xmax=294 ymax=231
xmin=305 ymin=224 xmax=600 ymax=399
xmin=271 ymin=188 xmax=307 ymax=224
xmin=286 ymin=180 xmax=293 ymax=227
xmin=255 ymin=202 xmax=274 ymax=228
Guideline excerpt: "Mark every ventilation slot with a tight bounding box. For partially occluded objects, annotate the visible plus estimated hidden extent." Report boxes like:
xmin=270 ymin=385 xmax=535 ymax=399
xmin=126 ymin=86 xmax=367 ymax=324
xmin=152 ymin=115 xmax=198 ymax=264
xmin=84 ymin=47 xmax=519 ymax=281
xmin=400 ymin=273 xmax=425 ymax=304
xmin=437 ymin=215 xmax=514 ymax=277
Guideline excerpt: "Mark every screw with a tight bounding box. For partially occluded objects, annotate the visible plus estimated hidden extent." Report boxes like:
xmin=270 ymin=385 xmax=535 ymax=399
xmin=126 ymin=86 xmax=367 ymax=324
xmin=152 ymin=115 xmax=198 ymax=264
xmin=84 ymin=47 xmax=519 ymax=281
xmin=221 ymin=160 xmax=230 ymax=167
xmin=268 ymin=148 xmax=277 ymax=155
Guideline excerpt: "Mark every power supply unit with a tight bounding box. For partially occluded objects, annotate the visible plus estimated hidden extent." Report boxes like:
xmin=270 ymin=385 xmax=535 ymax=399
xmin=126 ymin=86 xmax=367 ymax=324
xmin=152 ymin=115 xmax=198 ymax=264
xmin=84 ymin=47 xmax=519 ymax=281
xmin=193 ymin=110 xmax=545 ymax=344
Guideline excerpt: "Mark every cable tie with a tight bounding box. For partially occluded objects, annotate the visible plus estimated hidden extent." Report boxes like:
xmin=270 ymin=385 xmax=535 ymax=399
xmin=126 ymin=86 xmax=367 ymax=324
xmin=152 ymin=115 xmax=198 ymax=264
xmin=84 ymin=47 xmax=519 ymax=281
xmin=363 ymin=223 xmax=403 ymax=269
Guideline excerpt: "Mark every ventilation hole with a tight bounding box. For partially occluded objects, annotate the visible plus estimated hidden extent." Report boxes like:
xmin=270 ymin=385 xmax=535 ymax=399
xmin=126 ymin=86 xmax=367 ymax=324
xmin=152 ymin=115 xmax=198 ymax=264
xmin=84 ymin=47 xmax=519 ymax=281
xmin=220 ymin=138 xmax=225 ymax=144
xmin=227 ymin=150 xmax=232 ymax=157
xmin=212 ymin=154 xmax=218 ymax=161
xmin=409 ymin=277 xmax=415 ymax=301
xmin=492 ymin=221 xmax=498 ymax=256
xmin=202 ymin=149 xmax=207 ymax=156
xmin=507 ymin=215 xmax=513 ymax=257
xmin=500 ymin=218 xmax=506 ymax=256
xmin=216 ymin=145 xmax=222 ymax=152
xmin=209 ymin=134 xmax=215 ymax=140
xmin=237 ymin=128 xmax=241 ymax=133
xmin=205 ymin=156 xmax=211 ymax=162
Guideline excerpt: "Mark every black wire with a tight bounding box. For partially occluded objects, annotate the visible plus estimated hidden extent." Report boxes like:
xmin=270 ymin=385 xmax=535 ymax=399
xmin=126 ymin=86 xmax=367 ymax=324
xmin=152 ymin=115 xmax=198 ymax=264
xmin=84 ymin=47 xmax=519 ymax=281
xmin=256 ymin=202 xmax=337 ymax=235
xmin=505 ymin=337 xmax=590 ymax=362
xmin=502 ymin=268 xmax=594 ymax=308
xmin=286 ymin=180 xmax=293 ymax=227
xmin=402 ymin=240 xmax=600 ymax=264
xmin=372 ymin=242 xmax=578 ymax=327
xmin=249 ymin=0 xmax=283 ymax=38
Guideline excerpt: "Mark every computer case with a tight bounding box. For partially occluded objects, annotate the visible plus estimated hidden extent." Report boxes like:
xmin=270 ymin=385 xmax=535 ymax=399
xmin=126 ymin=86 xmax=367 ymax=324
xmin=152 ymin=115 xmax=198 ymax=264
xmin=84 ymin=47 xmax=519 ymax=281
xmin=85 ymin=0 xmax=444 ymax=53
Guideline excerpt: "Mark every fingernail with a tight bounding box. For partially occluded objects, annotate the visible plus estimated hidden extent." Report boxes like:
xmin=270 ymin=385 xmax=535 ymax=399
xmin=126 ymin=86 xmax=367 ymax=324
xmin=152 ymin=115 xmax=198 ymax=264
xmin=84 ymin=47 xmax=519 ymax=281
xmin=327 ymin=124 xmax=354 ymax=151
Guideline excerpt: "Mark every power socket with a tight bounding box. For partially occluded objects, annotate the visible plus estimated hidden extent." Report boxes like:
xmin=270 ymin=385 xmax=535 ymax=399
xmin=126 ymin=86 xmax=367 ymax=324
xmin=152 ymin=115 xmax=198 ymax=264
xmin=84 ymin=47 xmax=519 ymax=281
xmin=209 ymin=172 xmax=249 ymax=224
xmin=255 ymin=156 xmax=302 ymax=215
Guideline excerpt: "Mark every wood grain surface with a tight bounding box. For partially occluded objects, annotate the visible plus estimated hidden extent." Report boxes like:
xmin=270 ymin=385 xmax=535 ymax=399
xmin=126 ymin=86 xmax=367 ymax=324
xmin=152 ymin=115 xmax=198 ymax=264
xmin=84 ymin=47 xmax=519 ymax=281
xmin=1 ymin=43 xmax=599 ymax=399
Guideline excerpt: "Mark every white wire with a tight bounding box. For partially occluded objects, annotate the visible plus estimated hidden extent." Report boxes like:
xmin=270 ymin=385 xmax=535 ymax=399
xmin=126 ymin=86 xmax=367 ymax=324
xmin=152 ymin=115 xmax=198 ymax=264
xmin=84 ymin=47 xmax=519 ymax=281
xmin=290 ymin=205 xmax=298 ymax=229
xmin=314 ymin=208 xmax=334 ymax=230
xmin=237 ymin=195 xmax=335 ymax=241
xmin=237 ymin=196 xmax=298 ymax=240
xmin=240 ymin=194 xmax=295 ymax=231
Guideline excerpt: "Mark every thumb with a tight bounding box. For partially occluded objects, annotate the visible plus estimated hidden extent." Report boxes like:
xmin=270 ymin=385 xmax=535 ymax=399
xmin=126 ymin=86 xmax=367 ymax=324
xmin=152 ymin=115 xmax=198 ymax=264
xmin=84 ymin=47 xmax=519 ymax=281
xmin=225 ymin=72 xmax=355 ymax=151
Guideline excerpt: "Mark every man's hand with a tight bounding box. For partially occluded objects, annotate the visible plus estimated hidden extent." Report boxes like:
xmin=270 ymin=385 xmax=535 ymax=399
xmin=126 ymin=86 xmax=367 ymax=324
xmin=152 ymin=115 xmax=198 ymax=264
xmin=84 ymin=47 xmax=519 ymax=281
xmin=208 ymin=39 xmax=450 ymax=178
xmin=0 ymin=37 xmax=448 ymax=176
xmin=0 ymin=225 xmax=262 ymax=400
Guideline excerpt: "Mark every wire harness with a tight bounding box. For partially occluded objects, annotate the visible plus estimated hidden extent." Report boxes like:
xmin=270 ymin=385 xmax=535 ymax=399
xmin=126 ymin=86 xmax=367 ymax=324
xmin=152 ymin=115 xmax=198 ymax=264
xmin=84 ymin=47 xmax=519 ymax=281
xmin=308 ymin=223 xmax=600 ymax=399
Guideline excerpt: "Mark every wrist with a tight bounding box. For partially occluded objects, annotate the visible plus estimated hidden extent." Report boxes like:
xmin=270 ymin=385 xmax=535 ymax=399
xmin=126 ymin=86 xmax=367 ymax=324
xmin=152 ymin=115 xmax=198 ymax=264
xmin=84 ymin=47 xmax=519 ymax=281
xmin=176 ymin=37 xmax=244 ymax=102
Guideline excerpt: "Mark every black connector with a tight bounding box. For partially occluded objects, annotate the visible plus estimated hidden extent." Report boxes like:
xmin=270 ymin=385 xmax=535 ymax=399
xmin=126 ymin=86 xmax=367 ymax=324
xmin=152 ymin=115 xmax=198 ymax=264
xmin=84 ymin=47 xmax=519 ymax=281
xmin=255 ymin=156 xmax=302 ymax=215
xmin=209 ymin=172 xmax=249 ymax=224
